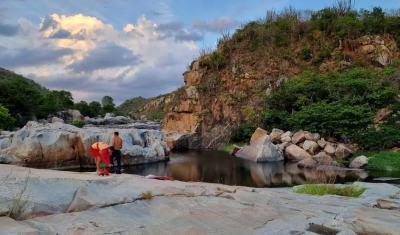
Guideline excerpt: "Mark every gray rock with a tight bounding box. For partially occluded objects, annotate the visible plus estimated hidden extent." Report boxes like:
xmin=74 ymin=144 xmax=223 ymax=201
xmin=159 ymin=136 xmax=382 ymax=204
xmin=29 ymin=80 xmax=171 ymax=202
xmin=0 ymin=138 xmax=11 ymax=150
xmin=1 ymin=165 xmax=399 ymax=235
xmin=349 ymin=155 xmax=368 ymax=169
xmin=312 ymin=133 xmax=321 ymax=141
xmin=104 ymin=113 xmax=115 ymax=118
xmin=51 ymin=117 xmax=64 ymax=123
xmin=235 ymin=135 xmax=284 ymax=162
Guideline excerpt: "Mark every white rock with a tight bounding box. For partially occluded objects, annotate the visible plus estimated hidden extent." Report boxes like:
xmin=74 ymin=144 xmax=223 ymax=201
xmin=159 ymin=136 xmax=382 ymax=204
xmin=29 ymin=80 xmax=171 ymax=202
xmin=349 ymin=155 xmax=368 ymax=169
xmin=235 ymin=135 xmax=284 ymax=162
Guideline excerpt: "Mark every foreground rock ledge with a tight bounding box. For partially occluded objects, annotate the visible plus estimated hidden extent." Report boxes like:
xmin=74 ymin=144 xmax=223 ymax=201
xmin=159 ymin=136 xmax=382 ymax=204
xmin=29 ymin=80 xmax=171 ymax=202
xmin=0 ymin=165 xmax=399 ymax=235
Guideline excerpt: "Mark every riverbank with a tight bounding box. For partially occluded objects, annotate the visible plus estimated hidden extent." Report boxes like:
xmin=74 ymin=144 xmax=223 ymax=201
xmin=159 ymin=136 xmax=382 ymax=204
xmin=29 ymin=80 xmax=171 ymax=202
xmin=1 ymin=164 xmax=399 ymax=235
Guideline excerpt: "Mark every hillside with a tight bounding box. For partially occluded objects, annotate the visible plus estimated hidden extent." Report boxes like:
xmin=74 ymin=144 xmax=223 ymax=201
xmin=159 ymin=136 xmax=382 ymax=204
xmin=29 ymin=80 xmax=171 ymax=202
xmin=0 ymin=67 xmax=48 ymax=93
xmin=118 ymin=93 xmax=175 ymax=120
xmin=159 ymin=2 xmax=400 ymax=149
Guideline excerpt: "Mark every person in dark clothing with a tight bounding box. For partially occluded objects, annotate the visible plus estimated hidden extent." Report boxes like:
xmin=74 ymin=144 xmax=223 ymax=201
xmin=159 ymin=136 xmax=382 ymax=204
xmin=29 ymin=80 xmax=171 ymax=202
xmin=110 ymin=132 xmax=123 ymax=174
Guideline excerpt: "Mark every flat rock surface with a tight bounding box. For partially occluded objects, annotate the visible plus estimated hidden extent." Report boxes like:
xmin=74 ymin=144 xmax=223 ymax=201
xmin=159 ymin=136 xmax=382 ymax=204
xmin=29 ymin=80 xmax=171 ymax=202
xmin=1 ymin=165 xmax=400 ymax=235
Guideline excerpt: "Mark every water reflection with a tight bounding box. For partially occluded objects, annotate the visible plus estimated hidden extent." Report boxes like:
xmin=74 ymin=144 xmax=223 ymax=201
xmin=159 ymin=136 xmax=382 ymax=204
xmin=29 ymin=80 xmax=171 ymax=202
xmin=123 ymin=149 xmax=369 ymax=188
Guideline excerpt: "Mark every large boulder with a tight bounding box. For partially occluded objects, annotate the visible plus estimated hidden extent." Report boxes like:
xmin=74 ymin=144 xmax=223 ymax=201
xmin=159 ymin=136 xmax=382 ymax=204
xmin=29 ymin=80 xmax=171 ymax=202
xmin=313 ymin=152 xmax=333 ymax=165
xmin=250 ymin=128 xmax=268 ymax=144
xmin=235 ymin=135 xmax=284 ymax=162
xmin=324 ymin=144 xmax=336 ymax=156
xmin=302 ymin=140 xmax=319 ymax=155
xmin=335 ymin=144 xmax=353 ymax=159
xmin=291 ymin=130 xmax=305 ymax=145
xmin=349 ymin=155 xmax=368 ymax=169
xmin=285 ymin=144 xmax=312 ymax=161
xmin=1 ymin=121 xmax=169 ymax=169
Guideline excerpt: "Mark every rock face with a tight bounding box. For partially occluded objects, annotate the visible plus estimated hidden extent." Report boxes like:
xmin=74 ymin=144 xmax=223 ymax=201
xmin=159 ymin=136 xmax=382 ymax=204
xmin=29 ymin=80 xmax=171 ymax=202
xmin=0 ymin=121 xmax=169 ymax=169
xmin=235 ymin=135 xmax=284 ymax=162
xmin=0 ymin=165 xmax=399 ymax=235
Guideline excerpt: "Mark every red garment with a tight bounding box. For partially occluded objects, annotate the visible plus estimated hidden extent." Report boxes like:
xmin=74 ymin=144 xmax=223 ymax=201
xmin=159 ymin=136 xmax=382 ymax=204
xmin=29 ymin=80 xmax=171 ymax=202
xmin=90 ymin=142 xmax=111 ymax=166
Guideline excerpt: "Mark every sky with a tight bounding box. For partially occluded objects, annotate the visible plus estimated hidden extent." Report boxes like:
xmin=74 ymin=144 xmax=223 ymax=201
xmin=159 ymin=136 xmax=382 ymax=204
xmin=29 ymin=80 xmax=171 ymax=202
xmin=1 ymin=0 xmax=400 ymax=105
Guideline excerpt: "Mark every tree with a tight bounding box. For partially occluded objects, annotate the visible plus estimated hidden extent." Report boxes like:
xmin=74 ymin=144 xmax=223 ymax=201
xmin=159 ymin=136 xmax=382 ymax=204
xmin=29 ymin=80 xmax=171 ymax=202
xmin=0 ymin=78 xmax=42 ymax=119
xmin=0 ymin=104 xmax=15 ymax=130
xmin=73 ymin=101 xmax=93 ymax=117
xmin=37 ymin=90 xmax=74 ymax=118
xmin=89 ymin=101 xmax=102 ymax=117
xmin=101 ymin=96 xmax=116 ymax=113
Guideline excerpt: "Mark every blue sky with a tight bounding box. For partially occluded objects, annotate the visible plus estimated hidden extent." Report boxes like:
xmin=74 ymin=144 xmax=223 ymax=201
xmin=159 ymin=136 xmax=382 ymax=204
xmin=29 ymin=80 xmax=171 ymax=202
xmin=1 ymin=0 xmax=399 ymax=104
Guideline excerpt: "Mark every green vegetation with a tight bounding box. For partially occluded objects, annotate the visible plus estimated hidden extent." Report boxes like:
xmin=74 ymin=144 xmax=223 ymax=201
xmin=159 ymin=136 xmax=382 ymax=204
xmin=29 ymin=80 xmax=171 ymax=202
xmin=0 ymin=67 xmax=126 ymax=127
xmin=230 ymin=125 xmax=257 ymax=143
xmin=366 ymin=152 xmax=400 ymax=171
xmin=261 ymin=68 xmax=400 ymax=149
xmin=0 ymin=104 xmax=15 ymax=130
xmin=293 ymin=184 xmax=366 ymax=198
xmin=148 ymin=113 xmax=165 ymax=121
xmin=70 ymin=120 xmax=85 ymax=128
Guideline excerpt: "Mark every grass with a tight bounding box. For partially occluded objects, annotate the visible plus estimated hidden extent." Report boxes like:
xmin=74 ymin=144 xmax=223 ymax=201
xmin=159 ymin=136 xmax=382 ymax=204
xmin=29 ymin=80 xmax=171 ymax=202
xmin=141 ymin=191 xmax=153 ymax=200
xmin=221 ymin=142 xmax=245 ymax=152
xmin=293 ymin=184 xmax=366 ymax=198
xmin=1 ymin=170 xmax=32 ymax=220
xmin=366 ymin=151 xmax=400 ymax=171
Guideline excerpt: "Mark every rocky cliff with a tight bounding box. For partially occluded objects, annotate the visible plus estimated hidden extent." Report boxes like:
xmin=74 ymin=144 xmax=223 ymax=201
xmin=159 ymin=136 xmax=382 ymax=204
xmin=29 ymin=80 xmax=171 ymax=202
xmin=161 ymin=33 xmax=400 ymax=150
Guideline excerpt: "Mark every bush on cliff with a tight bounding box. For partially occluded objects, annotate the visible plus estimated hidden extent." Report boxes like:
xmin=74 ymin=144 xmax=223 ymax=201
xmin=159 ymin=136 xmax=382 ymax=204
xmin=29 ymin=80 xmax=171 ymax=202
xmin=262 ymin=67 xmax=399 ymax=148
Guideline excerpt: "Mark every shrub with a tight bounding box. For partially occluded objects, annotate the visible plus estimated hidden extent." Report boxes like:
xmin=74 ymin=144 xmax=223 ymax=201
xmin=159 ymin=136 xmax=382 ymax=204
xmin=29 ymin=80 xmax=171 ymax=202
xmin=0 ymin=104 xmax=15 ymax=130
xmin=148 ymin=113 xmax=165 ymax=121
xmin=231 ymin=125 xmax=257 ymax=143
xmin=262 ymin=68 xmax=399 ymax=147
xmin=141 ymin=191 xmax=153 ymax=200
xmin=71 ymin=120 xmax=85 ymax=128
xmin=300 ymin=47 xmax=312 ymax=61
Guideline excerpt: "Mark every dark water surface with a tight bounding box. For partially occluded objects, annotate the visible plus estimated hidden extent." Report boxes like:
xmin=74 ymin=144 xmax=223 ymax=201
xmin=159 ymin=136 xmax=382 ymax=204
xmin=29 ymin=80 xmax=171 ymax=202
xmin=71 ymin=150 xmax=400 ymax=188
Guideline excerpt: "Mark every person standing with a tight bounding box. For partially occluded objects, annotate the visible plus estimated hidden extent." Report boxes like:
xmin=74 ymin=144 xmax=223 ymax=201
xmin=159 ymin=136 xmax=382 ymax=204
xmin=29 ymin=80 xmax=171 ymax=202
xmin=110 ymin=132 xmax=123 ymax=174
xmin=90 ymin=142 xmax=114 ymax=175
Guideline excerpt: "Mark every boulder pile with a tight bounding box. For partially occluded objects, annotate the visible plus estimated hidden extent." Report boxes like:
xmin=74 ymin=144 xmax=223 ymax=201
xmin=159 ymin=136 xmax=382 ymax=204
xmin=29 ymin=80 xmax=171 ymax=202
xmin=232 ymin=127 xmax=368 ymax=169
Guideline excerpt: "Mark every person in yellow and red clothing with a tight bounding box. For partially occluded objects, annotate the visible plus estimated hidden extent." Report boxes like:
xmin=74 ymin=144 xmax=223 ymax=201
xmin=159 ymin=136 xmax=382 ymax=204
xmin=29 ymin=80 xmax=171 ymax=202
xmin=90 ymin=142 xmax=114 ymax=175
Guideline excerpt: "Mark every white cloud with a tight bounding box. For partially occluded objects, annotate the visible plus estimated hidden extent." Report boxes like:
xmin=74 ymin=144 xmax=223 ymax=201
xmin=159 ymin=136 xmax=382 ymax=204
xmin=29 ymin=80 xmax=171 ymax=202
xmin=0 ymin=13 xmax=199 ymax=104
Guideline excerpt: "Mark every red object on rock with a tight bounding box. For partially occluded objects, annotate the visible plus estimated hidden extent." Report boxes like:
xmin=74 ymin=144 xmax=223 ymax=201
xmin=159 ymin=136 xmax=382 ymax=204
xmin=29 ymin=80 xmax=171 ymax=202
xmin=100 ymin=169 xmax=110 ymax=176
xmin=149 ymin=176 xmax=174 ymax=181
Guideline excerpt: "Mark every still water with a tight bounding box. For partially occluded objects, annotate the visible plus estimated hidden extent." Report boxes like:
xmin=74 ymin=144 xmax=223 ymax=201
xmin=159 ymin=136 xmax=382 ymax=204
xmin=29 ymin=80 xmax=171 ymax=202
xmin=118 ymin=150 xmax=400 ymax=188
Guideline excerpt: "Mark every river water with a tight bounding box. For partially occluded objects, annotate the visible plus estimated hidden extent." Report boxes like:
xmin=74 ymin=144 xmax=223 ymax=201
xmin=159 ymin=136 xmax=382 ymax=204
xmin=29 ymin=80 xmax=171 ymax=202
xmin=114 ymin=150 xmax=400 ymax=188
